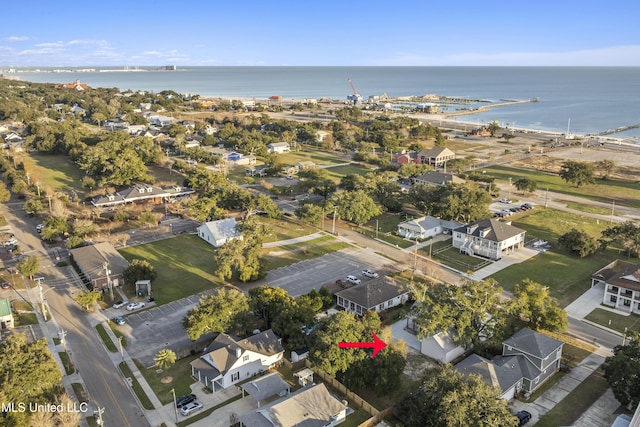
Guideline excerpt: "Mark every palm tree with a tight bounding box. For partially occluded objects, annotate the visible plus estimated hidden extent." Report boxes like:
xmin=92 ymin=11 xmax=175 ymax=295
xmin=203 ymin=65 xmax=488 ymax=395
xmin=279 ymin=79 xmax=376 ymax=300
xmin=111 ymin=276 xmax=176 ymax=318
xmin=154 ymin=349 xmax=177 ymax=370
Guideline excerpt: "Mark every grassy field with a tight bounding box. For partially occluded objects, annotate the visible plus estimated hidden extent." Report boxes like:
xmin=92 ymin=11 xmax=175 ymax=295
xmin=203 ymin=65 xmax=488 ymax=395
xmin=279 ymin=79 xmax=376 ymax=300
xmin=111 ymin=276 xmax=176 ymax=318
xmin=22 ymin=153 xmax=86 ymax=197
xmin=279 ymin=150 xmax=350 ymax=166
xmin=488 ymin=208 xmax=618 ymax=306
xmin=119 ymin=361 xmax=155 ymax=410
xmin=260 ymin=217 xmax=317 ymax=243
xmin=119 ymin=235 xmax=223 ymax=304
xmin=485 ymin=165 xmax=640 ymax=209
xmin=432 ymin=247 xmax=492 ymax=272
xmin=365 ymin=213 xmax=404 ymax=234
xmin=585 ymin=308 xmax=640 ymax=334
xmin=96 ymin=323 xmax=117 ymax=352
xmin=535 ymin=369 xmax=609 ymax=427
xmin=323 ymin=163 xmax=373 ymax=181
xmin=563 ymin=201 xmax=613 ymax=215
xmin=263 ymin=236 xmax=351 ymax=269
xmin=148 ymin=164 xmax=182 ymax=186
xmin=135 ymin=355 xmax=199 ymax=405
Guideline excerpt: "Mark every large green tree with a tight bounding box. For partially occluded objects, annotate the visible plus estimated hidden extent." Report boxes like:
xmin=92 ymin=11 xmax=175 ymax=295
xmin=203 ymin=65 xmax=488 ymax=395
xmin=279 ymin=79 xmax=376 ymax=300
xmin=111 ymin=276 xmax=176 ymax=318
xmin=603 ymin=331 xmax=640 ymax=410
xmin=123 ymin=259 xmax=158 ymax=286
xmin=16 ymin=255 xmax=40 ymax=280
xmin=411 ymin=182 xmax=491 ymax=223
xmin=395 ymin=365 xmax=518 ymax=427
xmin=559 ymin=160 xmax=596 ymax=188
xmin=508 ymin=279 xmax=567 ymax=332
xmin=213 ymin=217 xmax=269 ymax=282
xmin=330 ymin=190 xmax=382 ymax=225
xmin=558 ymin=228 xmax=599 ymax=258
xmin=514 ymin=177 xmax=538 ymax=193
xmin=409 ymin=279 xmax=504 ymax=349
xmin=601 ymin=221 xmax=640 ymax=258
xmin=183 ymin=288 xmax=251 ymax=340
xmin=0 ymin=334 xmax=64 ymax=427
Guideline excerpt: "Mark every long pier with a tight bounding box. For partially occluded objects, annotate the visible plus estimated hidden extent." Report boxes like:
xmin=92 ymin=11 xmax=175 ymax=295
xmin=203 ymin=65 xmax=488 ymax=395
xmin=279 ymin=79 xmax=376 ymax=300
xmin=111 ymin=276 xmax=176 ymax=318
xmin=443 ymin=98 xmax=538 ymax=118
xmin=594 ymin=123 xmax=640 ymax=136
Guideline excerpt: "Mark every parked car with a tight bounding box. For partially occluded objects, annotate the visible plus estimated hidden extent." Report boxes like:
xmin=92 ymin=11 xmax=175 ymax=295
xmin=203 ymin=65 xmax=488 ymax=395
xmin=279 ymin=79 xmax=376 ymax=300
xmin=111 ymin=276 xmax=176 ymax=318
xmin=362 ymin=269 xmax=379 ymax=278
xmin=501 ymin=210 xmax=512 ymax=216
xmin=499 ymin=198 xmax=511 ymax=203
xmin=509 ymin=207 xmax=522 ymax=212
xmin=346 ymin=275 xmax=361 ymax=285
xmin=175 ymin=394 xmax=197 ymax=408
xmin=1 ymin=282 xmax=10 ymax=290
xmin=114 ymin=316 xmax=125 ymax=326
xmin=180 ymin=401 xmax=203 ymax=416
xmin=515 ymin=410 xmax=532 ymax=426
xmin=521 ymin=203 xmax=534 ymax=210
xmin=126 ymin=302 xmax=146 ymax=311
xmin=113 ymin=300 xmax=129 ymax=309
xmin=36 ymin=224 xmax=45 ymax=233
xmin=3 ymin=236 xmax=17 ymax=247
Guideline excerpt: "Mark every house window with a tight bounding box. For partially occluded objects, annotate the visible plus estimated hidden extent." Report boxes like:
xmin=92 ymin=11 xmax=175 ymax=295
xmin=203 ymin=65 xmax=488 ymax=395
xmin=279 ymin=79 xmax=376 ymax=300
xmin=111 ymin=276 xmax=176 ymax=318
xmin=624 ymin=299 xmax=631 ymax=307
xmin=610 ymin=295 xmax=618 ymax=303
xmin=243 ymin=355 xmax=249 ymax=362
xmin=231 ymin=372 xmax=240 ymax=382
xmin=387 ymin=300 xmax=393 ymax=307
xmin=379 ymin=304 xmax=384 ymax=311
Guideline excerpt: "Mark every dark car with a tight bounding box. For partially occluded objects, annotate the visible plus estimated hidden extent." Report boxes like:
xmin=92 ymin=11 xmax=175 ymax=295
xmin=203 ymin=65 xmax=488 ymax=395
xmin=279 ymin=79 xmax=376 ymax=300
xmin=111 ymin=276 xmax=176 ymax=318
xmin=515 ymin=410 xmax=532 ymax=426
xmin=1 ymin=282 xmax=10 ymax=290
xmin=114 ymin=316 xmax=125 ymax=326
xmin=175 ymin=394 xmax=196 ymax=408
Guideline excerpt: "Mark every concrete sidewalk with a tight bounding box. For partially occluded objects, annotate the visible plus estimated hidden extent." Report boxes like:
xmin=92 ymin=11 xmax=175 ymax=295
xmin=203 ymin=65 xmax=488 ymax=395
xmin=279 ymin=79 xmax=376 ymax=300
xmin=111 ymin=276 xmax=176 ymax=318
xmin=263 ymin=232 xmax=324 ymax=248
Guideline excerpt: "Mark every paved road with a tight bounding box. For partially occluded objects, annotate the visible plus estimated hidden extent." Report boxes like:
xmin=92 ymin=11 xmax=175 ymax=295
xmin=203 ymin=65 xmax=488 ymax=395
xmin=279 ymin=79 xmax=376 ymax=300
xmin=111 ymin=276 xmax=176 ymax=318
xmin=1 ymin=198 xmax=150 ymax=427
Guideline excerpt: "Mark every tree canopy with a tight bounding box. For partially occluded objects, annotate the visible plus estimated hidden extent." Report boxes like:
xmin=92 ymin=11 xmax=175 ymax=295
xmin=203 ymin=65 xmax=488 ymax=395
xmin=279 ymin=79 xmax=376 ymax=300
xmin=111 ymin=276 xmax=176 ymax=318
xmin=514 ymin=177 xmax=538 ymax=193
xmin=410 ymin=182 xmax=491 ymax=223
xmin=508 ymin=279 xmax=567 ymax=332
xmin=330 ymin=190 xmax=382 ymax=225
xmin=213 ymin=217 xmax=270 ymax=282
xmin=395 ymin=365 xmax=518 ymax=427
xmin=558 ymin=228 xmax=599 ymax=258
xmin=123 ymin=259 xmax=158 ymax=286
xmin=559 ymin=161 xmax=596 ymax=188
xmin=603 ymin=331 xmax=640 ymax=410
xmin=601 ymin=221 xmax=640 ymax=258
xmin=183 ymin=288 xmax=251 ymax=340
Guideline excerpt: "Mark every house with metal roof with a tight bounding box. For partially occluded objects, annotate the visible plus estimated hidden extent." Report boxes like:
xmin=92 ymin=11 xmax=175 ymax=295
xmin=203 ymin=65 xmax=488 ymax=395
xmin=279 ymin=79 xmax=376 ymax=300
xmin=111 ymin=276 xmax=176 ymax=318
xmin=454 ymin=328 xmax=563 ymax=400
xmin=592 ymin=260 xmax=640 ymax=315
xmin=69 ymin=242 xmax=129 ymax=290
xmin=452 ymin=218 xmax=526 ymax=260
xmin=197 ymin=218 xmax=242 ymax=248
xmin=411 ymin=170 xmax=464 ymax=187
xmin=0 ymin=298 xmax=14 ymax=330
xmin=90 ymin=184 xmax=194 ymax=208
xmin=238 ymin=383 xmax=348 ymax=427
xmin=335 ymin=278 xmax=409 ymax=315
xmin=397 ymin=215 xmax=463 ymax=240
xmin=190 ymin=329 xmax=284 ymax=392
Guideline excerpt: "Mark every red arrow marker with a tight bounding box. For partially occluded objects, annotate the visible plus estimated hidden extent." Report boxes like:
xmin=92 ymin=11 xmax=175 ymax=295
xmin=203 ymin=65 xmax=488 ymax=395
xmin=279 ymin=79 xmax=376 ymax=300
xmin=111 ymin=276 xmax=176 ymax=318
xmin=338 ymin=332 xmax=387 ymax=358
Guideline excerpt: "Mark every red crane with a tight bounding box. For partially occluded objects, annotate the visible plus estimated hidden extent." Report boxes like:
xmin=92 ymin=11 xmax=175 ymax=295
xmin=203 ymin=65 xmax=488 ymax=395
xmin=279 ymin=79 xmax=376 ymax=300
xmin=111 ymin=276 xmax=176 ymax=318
xmin=347 ymin=77 xmax=362 ymax=104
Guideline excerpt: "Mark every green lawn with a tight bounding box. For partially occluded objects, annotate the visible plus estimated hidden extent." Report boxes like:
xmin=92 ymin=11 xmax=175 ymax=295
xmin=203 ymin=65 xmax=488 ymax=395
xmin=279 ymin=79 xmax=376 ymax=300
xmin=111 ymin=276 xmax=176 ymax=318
xmin=260 ymin=217 xmax=317 ymax=243
xmin=59 ymin=351 xmax=75 ymax=375
xmin=119 ymin=361 xmax=155 ymax=410
xmin=486 ymin=165 xmax=640 ymax=209
xmin=585 ymin=308 xmax=640 ymax=334
xmin=119 ymin=235 xmax=224 ymax=304
xmin=365 ymin=213 xmax=403 ymax=234
xmin=535 ymin=369 xmax=609 ymax=427
xmin=564 ymin=201 xmax=613 ymax=215
xmin=95 ymin=323 xmax=117 ymax=352
xmin=148 ymin=164 xmax=182 ymax=186
xmin=323 ymin=163 xmax=373 ymax=181
xmin=135 ymin=355 xmax=199 ymax=405
xmin=489 ymin=208 xmax=618 ymax=307
xmin=263 ymin=236 xmax=351 ymax=269
xmin=23 ymin=153 xmax=86 ymax=197
xmin=279 ymin=150 xmax=350 ymax=167
xmin=432 ymin=247 xmax=493 ymax=272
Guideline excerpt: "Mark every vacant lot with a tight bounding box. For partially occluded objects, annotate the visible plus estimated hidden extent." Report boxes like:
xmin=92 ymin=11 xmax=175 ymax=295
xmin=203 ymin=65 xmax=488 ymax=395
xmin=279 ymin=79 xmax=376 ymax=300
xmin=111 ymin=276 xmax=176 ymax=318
xmin=280 ymin=150 xmax=350 ymax=166
xmin=23 ymin=153 xmax=86 ymax=196
xmin=485 ymin=165 xmax=640 ymax=209
xmin=119 ymin=235 xmax=223 ymax=304
xmin=263 ymin=236 xmax=351 ymax=269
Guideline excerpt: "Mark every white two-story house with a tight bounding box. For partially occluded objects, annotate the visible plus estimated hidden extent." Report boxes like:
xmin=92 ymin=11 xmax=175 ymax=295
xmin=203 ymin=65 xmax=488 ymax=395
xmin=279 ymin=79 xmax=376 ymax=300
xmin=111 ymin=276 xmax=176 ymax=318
xmin=190 ymin=329 xmax=284 ymax=392
xmin=452 ymin=218 xmax=526 ymax=260
xmin=592 ymin=260 xmax=640 ymax=314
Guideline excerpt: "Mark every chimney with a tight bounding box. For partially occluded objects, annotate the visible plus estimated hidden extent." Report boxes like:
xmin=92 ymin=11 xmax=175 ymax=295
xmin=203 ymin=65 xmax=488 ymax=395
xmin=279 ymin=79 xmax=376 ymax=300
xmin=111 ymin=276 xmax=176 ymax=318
xmin=235 ymin=347 xmax=242 ymax=358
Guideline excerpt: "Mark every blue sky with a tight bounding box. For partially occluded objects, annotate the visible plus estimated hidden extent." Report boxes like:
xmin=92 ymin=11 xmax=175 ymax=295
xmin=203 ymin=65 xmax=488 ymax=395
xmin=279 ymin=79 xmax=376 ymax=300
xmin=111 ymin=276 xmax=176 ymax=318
xmin=2 ymin=0 xmax=639 ymax=66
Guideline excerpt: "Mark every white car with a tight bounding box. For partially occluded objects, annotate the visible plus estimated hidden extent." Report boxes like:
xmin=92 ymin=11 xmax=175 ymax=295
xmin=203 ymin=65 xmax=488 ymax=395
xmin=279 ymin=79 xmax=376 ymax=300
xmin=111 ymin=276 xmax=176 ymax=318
xmin=499 ymin=198 xmax=511 ymax=203
xmin=346 ymin=275 xmax=361 ymax=285
xmin=180 ymin=401 xmax=203 ymax=416
xmin=362 ymin=269 xmax=379 ymax=278
xmin=113 ymin=300 xmax=129 ymax=309
xmin=126 ymin=302 xmax=146 ymax=311
xmin=36 ymin=224 xmax=45 ymax=233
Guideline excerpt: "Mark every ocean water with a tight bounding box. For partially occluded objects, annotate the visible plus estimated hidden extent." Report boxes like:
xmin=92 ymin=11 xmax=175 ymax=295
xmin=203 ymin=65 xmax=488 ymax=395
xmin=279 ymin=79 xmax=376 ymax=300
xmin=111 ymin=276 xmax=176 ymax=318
xmin=9 ymin=66 xmax=640 ymax=138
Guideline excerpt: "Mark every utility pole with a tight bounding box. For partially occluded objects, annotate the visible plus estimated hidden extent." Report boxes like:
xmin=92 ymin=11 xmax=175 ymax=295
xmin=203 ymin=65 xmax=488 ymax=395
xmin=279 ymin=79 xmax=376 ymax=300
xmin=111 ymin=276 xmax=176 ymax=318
xmin=60 ymin=329 xmax=67 ymax=351
xmin=332 ymin=207 xmax=337 ymax=235
xmin=94 ymin=407 xmax=104 ymax=426
xmin=376 ymin=219 xmax=379 ymax=238
xmin=610 ymin=200 xmax=615 ymax=224
xmin=544 ymin=188 xmax=549 ymax=208
xmin=118 ymin=336 xmax=124 ymax=362
xmin=171 ymin=389 xmax=179 ymax=423
xmin=47 ymin=195 xmax=52 ymax=212
xmin=104 ymin=262 xmax=113 ymax=300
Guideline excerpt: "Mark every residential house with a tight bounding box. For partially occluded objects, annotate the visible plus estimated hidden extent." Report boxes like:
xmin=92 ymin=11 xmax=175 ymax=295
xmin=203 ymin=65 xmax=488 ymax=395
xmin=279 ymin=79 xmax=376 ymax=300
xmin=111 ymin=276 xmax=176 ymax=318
xmin=190 ymin=329 xmax=284 ymax=391
xmin=245 ymin=165 xmax=269 ymax=177
xmin=238 ymin=383 xmax=347 ymax=427
xmin=240 ymin=372 xmax=290 ymax=407
xmin=126 ymin=124 xmax=147 ymax=135
xmin=336 ymin=277 xmax=409 ymax=315
xmin=452 ymin=218 xmax=526 ymax=260
xmin=197 ymin=218 xmax=242 ymax=248
xmin=592 ymin=260 xmax=640 ymax=314
xmin=90 ymin=184 xmax=195 ymax=208
xmin=411 ymin=171 xmax=464 ymax=187
xmin=455 ymin=328 xmax=564 ymax=400
xmin=405 ymin=309 xmax=465 ymax=363
xmin=69 ymin=242 xmax=129 ymax=290
xmin=55 ymin=79 xmax=89 ymax=90
xmin=266 ymin=142 xmax=291 ymax=154
xmin=397 ymin=215 xmax=463 ymax=240
xmin=417 ymin=147 xmax=456 ymax=167
xmin=392 ymin=151 xmax=419 ymax=164
xmin=471 ymin=127 xmax=492 ymax=136
xmin=0 ymin=298 xmax=14 ymax=330
xmin=148 ymin=115 xmax=175 ymax=127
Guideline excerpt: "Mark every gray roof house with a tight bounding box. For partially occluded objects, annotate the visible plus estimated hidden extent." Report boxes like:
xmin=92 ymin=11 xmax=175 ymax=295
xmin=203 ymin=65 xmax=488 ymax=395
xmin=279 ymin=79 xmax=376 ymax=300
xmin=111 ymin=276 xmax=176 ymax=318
xmin=191 ymin=329 xmax=284 ymax=392
xmin=411 ymin=170 xmax=464 ymax=187
xmin=452 ymin=218 xmax=526 ymax=260
xmin=397 ymin=215 xmax=463 ymax=240
xmin=197 ymin=218 xmax=242 ymax=248
xmin=336 ymin=278 xmax=409 ymax=315
xmin=455 ymin=328 xmax=564 ymax=400
xmin=241 ymin=372 xmax=291 ymax=407
xmin=417 ymin=147 xmax=456 ymax=167
xmin=238 ymin=383 xmax=348 ymax=427
xmin=69 ymin=242 xmax=129 ymax=289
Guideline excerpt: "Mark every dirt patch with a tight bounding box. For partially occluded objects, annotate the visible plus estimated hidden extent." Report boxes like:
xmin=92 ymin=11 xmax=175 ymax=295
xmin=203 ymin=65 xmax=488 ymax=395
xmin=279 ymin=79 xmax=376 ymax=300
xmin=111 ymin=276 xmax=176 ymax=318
xmin=403 ymin=347 xmax=435 ymax=381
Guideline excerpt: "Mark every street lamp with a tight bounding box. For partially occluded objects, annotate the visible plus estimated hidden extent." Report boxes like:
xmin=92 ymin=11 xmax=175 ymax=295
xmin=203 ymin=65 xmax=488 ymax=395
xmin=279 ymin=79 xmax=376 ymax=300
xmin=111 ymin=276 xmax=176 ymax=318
xmin=332 ymin=207 xmax=337 ymax=235
xmin=170 ymin=388 xmax=179 ymax=423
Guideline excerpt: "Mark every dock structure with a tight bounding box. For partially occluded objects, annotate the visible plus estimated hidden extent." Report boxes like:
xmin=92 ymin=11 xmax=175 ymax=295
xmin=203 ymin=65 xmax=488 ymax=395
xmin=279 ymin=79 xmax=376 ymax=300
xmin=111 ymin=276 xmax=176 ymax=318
xmin=443 ymin=98 xmax=539 ymax=118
